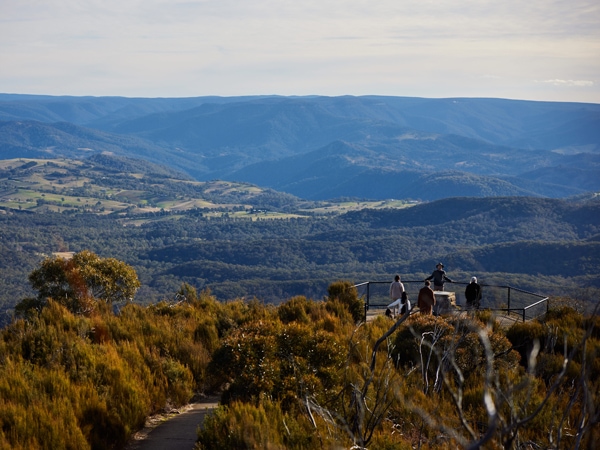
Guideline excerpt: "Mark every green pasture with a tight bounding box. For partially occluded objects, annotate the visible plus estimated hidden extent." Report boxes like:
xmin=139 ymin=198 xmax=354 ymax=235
xmin=305 ymin=199 xmax=415 ymax=214
xmin=0 ymin=157 xmax=417 ymax=220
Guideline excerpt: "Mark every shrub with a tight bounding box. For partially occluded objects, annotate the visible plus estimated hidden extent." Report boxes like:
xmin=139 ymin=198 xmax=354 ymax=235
xmin=0 ymin=288 xmax=217 ymax=449
xmin=278 ymin=296 xmax=311 ymax=324
xmin=326 ymin=280 xmax=364 ymax=323
xmin=197 ymin=398 xmax=338 ymax=450
xmin=505 ymin=321 xmax=547 ymax=370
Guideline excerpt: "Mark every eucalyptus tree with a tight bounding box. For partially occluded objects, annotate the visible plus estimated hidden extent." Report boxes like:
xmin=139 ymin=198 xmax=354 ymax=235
xmin=17 ymin=250 xmax=140 ymax=316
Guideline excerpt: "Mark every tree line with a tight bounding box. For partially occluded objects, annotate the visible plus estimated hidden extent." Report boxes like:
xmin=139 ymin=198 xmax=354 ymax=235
xmin=1 ymin=195 xmax=599 ymax=321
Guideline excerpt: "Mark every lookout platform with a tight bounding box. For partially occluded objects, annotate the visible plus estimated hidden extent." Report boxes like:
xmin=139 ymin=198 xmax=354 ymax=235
xmin=357 ymin=281 xmax=548 ymax=324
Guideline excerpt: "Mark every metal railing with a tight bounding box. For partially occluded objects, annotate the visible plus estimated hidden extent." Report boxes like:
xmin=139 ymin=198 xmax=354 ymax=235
xmin=354 ymin=280 xmax=549 ymax=323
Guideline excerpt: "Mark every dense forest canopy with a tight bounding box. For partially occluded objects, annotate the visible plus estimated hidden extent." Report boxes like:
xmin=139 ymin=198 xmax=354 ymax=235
xmin=0 ymin=154 xmax=598 ymax=325
xmin=1 ymin=184 xmax=599 ymax=324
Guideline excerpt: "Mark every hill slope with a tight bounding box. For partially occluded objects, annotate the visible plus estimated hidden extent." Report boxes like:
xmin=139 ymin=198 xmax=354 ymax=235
xmin=229 ymin=140 xmax=585 ymax=200
xmin=2 ymin=187 xmax=597 ymax=318
xmin=1 ymin=95 xmax=599 ymax=200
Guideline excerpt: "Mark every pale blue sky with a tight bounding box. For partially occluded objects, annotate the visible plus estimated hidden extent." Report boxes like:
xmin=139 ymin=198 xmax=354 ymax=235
xmin=1 ymin=0 xmax=599 ymax=102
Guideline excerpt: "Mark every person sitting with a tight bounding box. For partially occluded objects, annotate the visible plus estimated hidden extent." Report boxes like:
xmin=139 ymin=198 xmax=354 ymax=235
xmin=388 ymin=291 xmax=411 ymax=317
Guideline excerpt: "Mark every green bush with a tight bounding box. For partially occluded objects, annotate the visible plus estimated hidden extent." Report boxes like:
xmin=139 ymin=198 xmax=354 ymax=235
xmin=197 ymin=398 xmax=337 ymax=450
xmin=326 ymin=280 xmax=364 ymax=323
xmin=505 ymin=321 xmax=547 ymax=370
xmin=277 ymin=296 xmax=311 ymax=324
xmin=0 ymin=294 xmax=216 ymax=449
xmin=2 ymin=272 xmax=599 ymax=450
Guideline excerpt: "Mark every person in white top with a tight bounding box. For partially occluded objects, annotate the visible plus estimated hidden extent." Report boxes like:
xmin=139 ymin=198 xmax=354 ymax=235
xmin=387 ymin=275 xmax=406 ymax=316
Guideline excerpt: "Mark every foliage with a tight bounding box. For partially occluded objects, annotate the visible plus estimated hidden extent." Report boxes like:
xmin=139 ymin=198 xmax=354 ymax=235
xmin=506 ymin=306 xmax=600 ymax=385
xmin=326 ymin=280 xmax=364 ymax=323
xmin=1 ymin=266 xmax=600 ymax=448
xmin=202 ymin=301 xmax=600 ymax=449
xmin=17 ymin=250 xmax=140 ymax=316
xmin=197 ymin=398 xmax=338 ymax=450
xmin=209 ymin=298 xmax=350 ymax=410
xmin=0 ymin=287 xmax=223 ymax=449
xmin=1 ymin=193 xmax=599 ymax=321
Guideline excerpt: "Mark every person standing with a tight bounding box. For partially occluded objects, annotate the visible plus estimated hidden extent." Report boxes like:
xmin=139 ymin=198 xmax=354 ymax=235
xmin=424 ymin=262 xmax=453 ymax=291
xmin=417 ymin=280 xmax=436 ymax=314
xmin=387 ymin=275 xmax=405 ymax=316
xmin=465 ymin=276 xmax=482 ymax=309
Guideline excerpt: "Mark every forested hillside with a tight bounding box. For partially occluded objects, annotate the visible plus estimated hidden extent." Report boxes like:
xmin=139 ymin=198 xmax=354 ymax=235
xmin=0 ymin=155 xmax=304 ymax=216
xmin=1 ymin=172 xmax=598 ymax=323
xmin=2 ymin=95 xmax=599 ymax=200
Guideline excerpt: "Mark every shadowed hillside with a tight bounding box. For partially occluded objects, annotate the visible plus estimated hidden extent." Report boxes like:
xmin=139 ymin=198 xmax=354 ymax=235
xmin=1 ymin=95 xmax=599 ymax=200
xmin=2 ymin=184 xmax=597 ymax=317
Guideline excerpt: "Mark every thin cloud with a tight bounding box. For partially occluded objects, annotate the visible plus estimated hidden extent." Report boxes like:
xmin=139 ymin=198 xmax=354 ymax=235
xmin=537 ymin=79 xmax=595 ymax=87
xmin=0 ymin=0 xmax=599 ymax=102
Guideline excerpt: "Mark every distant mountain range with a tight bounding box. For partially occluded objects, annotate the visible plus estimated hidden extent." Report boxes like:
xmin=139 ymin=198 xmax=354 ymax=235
xmin=1 ymin=94 xmax=599 ymax=201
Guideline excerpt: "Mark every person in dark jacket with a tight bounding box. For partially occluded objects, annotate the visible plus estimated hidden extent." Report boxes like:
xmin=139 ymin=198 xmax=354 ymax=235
xmin=424 ymin=262 xmax=453 ymax=291
xmin=465 ymin=276 xmax=482 ymax=309
xmin=417 ymin=280 xmax=436 ymax=314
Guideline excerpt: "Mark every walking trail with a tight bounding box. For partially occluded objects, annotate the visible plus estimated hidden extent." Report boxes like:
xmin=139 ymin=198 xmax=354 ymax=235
xmin=125 ymin=395 xmax=220 ymax=450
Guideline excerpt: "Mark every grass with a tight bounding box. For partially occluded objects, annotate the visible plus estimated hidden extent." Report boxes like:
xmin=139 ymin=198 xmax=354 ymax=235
xmin=304 ymin=199 xmax=415 ymax=214
xmin=0 ymin=157 xmax=418 ymax=221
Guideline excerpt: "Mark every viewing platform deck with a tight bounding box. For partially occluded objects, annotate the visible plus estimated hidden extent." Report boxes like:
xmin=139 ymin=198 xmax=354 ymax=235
xmin=365 ymin=306 xmax=525 ymax=329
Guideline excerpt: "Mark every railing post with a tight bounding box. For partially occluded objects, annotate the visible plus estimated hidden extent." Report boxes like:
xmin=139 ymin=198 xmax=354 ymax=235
xmin=363 ymin=282 xmax=370 ymax=322
xmin=523 ymin=308 xmax=526 ymax=322
xmin=507 ymin=286 xmax=511 ymax=312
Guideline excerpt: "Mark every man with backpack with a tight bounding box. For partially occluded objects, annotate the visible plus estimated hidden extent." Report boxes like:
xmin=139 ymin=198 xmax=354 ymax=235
xmin=465 ymin=276 xmax=482 ymax=309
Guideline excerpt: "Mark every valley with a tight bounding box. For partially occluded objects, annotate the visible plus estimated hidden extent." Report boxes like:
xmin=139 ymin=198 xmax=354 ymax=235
xmin=1 ymin=94 xmax=598 ymax=323
xmin=1 ymin=154 xmax=598 ymax=326
xmin=2 ymin=95 xmax=599 ymax=201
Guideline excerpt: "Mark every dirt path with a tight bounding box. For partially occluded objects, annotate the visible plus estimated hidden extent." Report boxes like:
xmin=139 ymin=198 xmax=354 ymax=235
xmin=125 ymin=395 xmax=219 ymax=450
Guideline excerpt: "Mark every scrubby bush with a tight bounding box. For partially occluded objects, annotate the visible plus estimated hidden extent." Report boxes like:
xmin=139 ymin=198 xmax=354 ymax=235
xmin=197 ymin=398 xmax=338 ymax=450
xmin=277 ymin=296 xmax=311 ymax=324
xmin=326 ymin=280 xmax=364 ymax=323
xmin=0 ymin=288 xmax=221 ymax=449
xmin=2 ymin=271 xmax=599 ymax=449
xmin=209 ymin=299 xmax=348 ymax=410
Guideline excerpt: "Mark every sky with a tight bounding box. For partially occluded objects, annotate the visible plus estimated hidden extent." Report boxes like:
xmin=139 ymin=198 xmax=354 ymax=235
xmin=1 ymin=0 xmax=599 ymax=103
